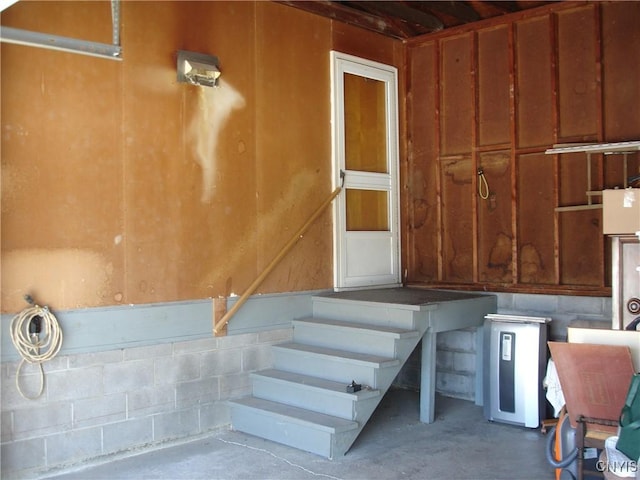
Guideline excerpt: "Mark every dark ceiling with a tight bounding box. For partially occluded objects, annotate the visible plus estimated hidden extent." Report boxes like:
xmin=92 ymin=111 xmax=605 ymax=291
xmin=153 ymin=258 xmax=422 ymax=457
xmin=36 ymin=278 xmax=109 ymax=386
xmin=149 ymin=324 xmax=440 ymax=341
xmin=278 ymin=1 xmax=555 ymax=39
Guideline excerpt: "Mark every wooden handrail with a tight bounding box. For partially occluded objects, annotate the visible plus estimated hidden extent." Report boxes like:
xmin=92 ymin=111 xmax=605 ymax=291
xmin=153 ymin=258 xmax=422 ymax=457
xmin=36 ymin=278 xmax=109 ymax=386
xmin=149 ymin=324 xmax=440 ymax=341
xmin=213 ymin=185 xmax=342 ymax=335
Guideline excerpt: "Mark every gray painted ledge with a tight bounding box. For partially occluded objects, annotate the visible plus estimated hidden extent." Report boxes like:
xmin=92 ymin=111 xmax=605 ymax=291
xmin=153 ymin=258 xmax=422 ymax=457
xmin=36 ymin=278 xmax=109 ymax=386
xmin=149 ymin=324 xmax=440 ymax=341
xmin=1 ymin=290 xmax=327 ymax=362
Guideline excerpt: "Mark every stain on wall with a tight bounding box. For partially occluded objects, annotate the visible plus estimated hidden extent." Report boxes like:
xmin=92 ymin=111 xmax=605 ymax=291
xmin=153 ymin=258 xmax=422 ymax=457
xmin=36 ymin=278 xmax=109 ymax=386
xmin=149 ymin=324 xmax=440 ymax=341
xmin=188 ymin=80 xmax=246 ymax=203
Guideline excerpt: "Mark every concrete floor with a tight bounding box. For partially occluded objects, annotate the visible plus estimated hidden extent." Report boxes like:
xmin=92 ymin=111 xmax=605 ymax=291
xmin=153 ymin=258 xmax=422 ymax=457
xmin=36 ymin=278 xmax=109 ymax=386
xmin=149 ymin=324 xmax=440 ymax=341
xmin=43 ymin=389 xmax=555 ymax=480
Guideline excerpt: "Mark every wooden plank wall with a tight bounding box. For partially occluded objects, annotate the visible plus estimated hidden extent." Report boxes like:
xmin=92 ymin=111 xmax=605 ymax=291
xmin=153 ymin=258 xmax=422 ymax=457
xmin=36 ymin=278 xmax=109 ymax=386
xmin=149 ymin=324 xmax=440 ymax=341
xmin=405 ymin=2 xmax=640 ymax=295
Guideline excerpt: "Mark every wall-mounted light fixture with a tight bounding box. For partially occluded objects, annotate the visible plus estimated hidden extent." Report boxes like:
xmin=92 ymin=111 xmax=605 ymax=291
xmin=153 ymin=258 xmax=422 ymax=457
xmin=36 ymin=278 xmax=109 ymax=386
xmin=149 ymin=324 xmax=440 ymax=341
xmin=177 ymin=50 xmax=221 ymax=88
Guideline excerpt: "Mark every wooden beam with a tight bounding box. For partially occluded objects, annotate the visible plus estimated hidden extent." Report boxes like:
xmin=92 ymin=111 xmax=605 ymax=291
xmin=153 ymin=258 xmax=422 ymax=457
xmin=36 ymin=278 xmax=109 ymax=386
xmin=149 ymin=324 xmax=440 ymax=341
xmin=355 ymin=1 xmax=444 ymax=31
xmin=418 ymin=1 xmax=482 ymax=23
xmin=275 ymin=1 xmax=411 ymax=38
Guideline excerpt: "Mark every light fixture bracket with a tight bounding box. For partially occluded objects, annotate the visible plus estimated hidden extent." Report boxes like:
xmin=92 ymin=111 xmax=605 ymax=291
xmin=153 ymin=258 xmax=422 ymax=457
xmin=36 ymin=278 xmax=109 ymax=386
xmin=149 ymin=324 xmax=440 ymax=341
xmin=177 ymin=50 xmax=221 ymax=88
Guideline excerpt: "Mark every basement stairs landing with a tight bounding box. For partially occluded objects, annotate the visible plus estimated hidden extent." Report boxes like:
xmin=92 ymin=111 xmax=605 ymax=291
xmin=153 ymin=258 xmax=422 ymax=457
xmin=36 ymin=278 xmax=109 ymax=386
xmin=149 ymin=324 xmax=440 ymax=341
xmin=228 ymin=287 xmax=497 ymax=459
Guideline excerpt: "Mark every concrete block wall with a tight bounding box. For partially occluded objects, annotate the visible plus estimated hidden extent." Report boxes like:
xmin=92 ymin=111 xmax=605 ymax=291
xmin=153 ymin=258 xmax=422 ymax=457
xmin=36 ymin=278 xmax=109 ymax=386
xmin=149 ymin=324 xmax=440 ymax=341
xmin=394 ymin=292 xmax=612 ymax=401
xmin=1 ymin=328 xmax=292 ymax=479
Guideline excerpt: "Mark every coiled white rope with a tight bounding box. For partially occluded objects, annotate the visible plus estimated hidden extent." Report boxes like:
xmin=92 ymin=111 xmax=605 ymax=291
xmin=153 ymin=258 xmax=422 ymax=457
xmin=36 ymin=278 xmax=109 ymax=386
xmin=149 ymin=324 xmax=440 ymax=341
xmin=10 ymin=302 xmax=63 ymax=399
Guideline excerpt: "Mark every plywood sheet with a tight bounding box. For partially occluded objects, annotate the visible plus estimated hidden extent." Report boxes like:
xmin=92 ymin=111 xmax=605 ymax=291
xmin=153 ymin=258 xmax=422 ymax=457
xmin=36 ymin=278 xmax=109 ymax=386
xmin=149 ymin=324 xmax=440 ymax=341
xmin=602 ymin=2 xmax=640 ymax=141
xmin=406 ymin=42 xmax=438 ymax=282
xmin=515 ymin=16 xmax=553 ymax=149
xmin=559 ymin=211 xmax=603 ymax=286
xmin=440 ymin=34 xmax=473 ymax=156
xmin=517 ymin=153 xmax=555 ymax=284
xmin=255 ymin=2 xmax=333 ymax=293
xmin=548 ymin=342 xmax=635 ymax=431
xmin=1 ymin=2 xmax=123 ymax=311
xmin=557 ymin=6 xmax=599 ymax=140
xmin=478 ymin=26 xmax=511 ymax=147
xmin=441 ymin=157 xmax=473 ymax=282
xmin=478 ymin=151 xmax=513 ymax=283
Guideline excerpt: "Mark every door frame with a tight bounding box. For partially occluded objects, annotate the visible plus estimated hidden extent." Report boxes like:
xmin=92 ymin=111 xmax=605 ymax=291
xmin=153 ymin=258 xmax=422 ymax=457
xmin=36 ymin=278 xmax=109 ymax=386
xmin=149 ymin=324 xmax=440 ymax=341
xmin=330 ymin=51 xmax=401 ymax=291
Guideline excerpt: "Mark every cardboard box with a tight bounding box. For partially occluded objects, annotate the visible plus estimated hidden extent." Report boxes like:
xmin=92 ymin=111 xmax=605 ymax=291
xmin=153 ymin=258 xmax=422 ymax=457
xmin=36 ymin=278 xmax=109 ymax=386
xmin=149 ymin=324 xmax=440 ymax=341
xmin=603 ymin=188 xmax=640 ymax=234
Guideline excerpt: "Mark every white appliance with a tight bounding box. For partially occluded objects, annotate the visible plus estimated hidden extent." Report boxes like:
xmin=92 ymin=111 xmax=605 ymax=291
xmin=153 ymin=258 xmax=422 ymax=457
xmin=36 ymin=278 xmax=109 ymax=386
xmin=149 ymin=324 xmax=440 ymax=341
xmin=483 ymin=314 xmax=550 ymax=428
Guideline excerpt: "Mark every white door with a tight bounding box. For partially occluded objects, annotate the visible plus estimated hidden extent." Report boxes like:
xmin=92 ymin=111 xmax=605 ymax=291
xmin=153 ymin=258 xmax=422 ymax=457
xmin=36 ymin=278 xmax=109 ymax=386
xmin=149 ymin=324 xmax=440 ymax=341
xmin=331 ymin=51 xmax=401 ymax=290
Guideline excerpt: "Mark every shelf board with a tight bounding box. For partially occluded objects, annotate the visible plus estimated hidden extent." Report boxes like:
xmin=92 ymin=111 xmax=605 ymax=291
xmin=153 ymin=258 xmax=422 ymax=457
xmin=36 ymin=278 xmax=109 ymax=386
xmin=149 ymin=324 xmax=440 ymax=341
xmin=545 ymin=140 xmax=640 ymax=155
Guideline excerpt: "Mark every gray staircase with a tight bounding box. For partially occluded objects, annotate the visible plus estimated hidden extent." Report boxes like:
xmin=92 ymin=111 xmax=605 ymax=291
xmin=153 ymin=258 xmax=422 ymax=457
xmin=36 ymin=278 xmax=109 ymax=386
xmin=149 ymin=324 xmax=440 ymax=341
xmin=228 ymin=296 xmax=430 ymax=459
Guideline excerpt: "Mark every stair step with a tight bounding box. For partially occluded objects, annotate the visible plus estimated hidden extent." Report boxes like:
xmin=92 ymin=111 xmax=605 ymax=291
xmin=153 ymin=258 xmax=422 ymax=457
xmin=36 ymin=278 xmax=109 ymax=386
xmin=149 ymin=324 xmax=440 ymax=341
xmin=252 ymin=369 xmax=380 ymax=400
xmin=230 ymin=396 xmax=359 ymax=434
xmin=293 ymin=317 xmax=419 ymax=338
xmin=229 ymin=395 xmax=360 ymax=457
xmin=311 ymin=296 xmax=419 ymax=330
xmin=274 ymin=342 xmax=400 ymax=368
xmin=292 ymin=317 xmax=419 ymax=357
xmin=251 ymin=369 xmax=381 ymax=419
xmin=272 ymin=342 xmax=400 ymax=388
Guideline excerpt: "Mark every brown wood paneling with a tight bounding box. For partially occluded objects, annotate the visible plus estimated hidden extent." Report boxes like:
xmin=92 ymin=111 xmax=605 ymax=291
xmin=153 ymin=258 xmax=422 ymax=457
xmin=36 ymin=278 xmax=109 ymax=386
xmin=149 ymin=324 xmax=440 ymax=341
xmin=477 ymin=26 xmax=511 ymax=147
xmin=406 ymin=42 xmax=439 ymax=282
xmin=517 ymin=153 xmax=556 ymax=284
xmin=559 ymin=210 xmax=603 ymax=286
xmin=332 ymin=19 xmax=400 ymax=67
xmin=602 ymin=2 xmax=640 ymax=141
xmin=1 ymin=2 xmax=123 ymax=312
xmin=0 ymin=1 xmax=345 ymax=311
xmin=477 ymin=151 xmax=513 ymax=283
xmin=604 ymin=153 xmax=640 ymax=190
xmin=515 ymin=16 xmax=554 ymax=149
xmin=255 ymin=2 xmax=333 ymax=294
xmin=557 ymin=6 xmax=599 ymax=141
xmin=441 ymin=156 xmax=473 ymax=282
xmin=558 ymin=152 xmax=601 ymax=206
xmin=440 ymin=34 xmax=473 ymax=156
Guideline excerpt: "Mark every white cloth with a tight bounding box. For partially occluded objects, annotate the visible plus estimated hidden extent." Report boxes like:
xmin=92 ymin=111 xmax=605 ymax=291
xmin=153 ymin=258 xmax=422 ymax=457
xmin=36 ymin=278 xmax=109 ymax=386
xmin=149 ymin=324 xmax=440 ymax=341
xmin=543 ymin=359 xmax=565 ymax=417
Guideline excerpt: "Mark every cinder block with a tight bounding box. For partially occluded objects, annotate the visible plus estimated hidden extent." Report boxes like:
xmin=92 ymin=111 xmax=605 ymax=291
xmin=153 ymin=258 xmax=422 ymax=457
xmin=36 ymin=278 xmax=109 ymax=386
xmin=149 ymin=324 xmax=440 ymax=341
xmin=2 ymin=411 xmax=12 ymax=442
xmin=103 ymin=417 xmax=153 ymax=455
xmin=153 ymin=409 xmax=199 ymax=442
xmin=68 ymin=350 xmax=123 ymax=368
xmin=73 ymin=393 xmax=126 ymax=428
xmin=453 ymin=351 xmax=477 ymax=373
xmin=2 ymin=365 xmax=50 ymax=409
xmin=257 ymin=328 xmax=293 ymax=344
xmin=201 ymin=349 xmax=242 ymax=377
xmin=1 ymin=437 xmax=45 ymax=473
xmin=513 ymin=293 xmax=557 ymax=313
xmin=200 ymin=401 xmax=231 ymax=431
xmin=12 ymin=402 xmax=71 ymax=439
xmin=47 ymin=366 xmax=103 ymax=402
xmin=173 ymin=337 xmax=218 ymax=355
xmin=127 ymin=385 xmax=175 ymax=418
xmin=495 ymin=292 xmax=515 ymax=310
xmin=124 ymin=343 xmax=173 ymax=361
xmin=436 ymin=350 xmax=454 ymax=370
xmin=103 ymin=360 xmax=154 ymax=394
xmin=241 ymin=344 xmax=273 ymax=372
xmin=154 ymin=354 xmax=201 ymax=385
xmin=45 ymin=426 xmax=102 ymax=466
xmin=176 ymin=377 xmax=220 ymax=408
xmin=558 ymin=295 xmax=606 ymax=315
xmin=217 ymin=332 xmax=257 ymax=350
xmin=437 ymin=330 xmax=475 ymax=352
xmin=219 ymin=372 xmax=251 ymax=399
xmin=436 ymin=371 xmax=475 ymax=400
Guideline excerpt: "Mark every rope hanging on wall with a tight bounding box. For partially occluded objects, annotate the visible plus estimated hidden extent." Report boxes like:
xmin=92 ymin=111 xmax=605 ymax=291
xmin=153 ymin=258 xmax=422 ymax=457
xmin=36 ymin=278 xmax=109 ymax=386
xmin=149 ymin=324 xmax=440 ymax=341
xmin=477 ymin=168 xmax=490 ymax=200
xmin=9 ymin=296 xmax=63 ymax=399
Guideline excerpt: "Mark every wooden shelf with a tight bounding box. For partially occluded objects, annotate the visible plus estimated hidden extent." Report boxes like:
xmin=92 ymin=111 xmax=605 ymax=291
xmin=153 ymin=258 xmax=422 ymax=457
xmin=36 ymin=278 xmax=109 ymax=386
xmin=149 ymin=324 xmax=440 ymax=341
xmin=546 ymin=141 xmax=640 ymax=212
xmin=545 ymin=140 xmax=640 ymax=154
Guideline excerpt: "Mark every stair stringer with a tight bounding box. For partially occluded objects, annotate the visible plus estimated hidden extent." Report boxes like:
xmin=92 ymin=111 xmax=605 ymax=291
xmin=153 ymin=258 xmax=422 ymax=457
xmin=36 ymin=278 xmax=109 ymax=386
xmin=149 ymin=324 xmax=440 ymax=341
xmin=326 ymin=323 xmax=429 ymax=457
xmin=229 ymin=298 xmax=432 ymax=459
